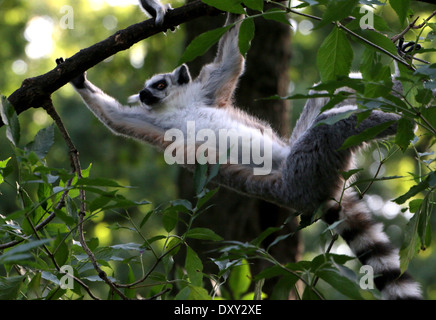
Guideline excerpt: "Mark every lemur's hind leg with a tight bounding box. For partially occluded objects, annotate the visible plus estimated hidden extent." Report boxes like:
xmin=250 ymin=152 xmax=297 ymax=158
xmin=283 ymin=110 xmax=399 ymax=215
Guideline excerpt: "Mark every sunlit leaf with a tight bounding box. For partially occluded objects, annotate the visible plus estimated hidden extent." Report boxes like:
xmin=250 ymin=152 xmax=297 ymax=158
xmin=239 ymin=18 xmax=255 ymax=57
xmin=185 ymin=227 xmax=223 ymax=241
xmin=179 ymin=26 xmax=232 ymax=65
xmin=185 ymin=246 xmax=203 ymax=286
xmin=317 ymin=27 xmax=353 ymax=82
xmin=229 ymin=259 xmax=251 ymax=299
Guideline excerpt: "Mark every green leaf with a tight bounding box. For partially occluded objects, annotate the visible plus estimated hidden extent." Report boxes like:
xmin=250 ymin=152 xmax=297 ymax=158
xmin=393 ymin=172 xmax=436 ymax=204
xmin=263 ymin=8 xmax=292 ymax=26
xmin=89 ymin=195 xmax=112 ymax=213
xmin=179 ymin=25 xmax=232 ymax=65
xmin=52 ymin=232 xmax=70 ymax=267
xmin=364 ymin=31 xmax=397 ymax=56
xmin=270 ymin=276 xmax=300 ymax=300
xmin=302 ymin=286 xmax=323 ymax=300
xmin=185 ymin=246 xmax=203 ymax=287
xmin=185 ymin=227 xmax=223 ymax=241
xmin=0 ymin=157 xmax=11 ymax=169
xmin=341 ymin=168 xmax=364 ymax=181
xmin=317 ymin=27 xmax=353 ymax=82
xmin=165 ymin=237 xmax=181 ymax=256
xmin=0 ymin=157 xmax=11 ymax=185
xmin=389 ymin=0 xmax=411 ymax=26
xmin=421 ymin=106 xmax=436 ymax=131
xmin=316 ymin=268 xmax=363 ymax=299
xmin=229 ymin=259 xmax=251 ymax=299
xmin=317 ymin=0 xmax=359 ymax=29
xmin=188 ymin=285 xmax=211 ymax=300
xmin=0 ymin=96 xmax=20 ymax=146
xmin=0 ymin=239 xmax=51 ymax=264
xmin=125 ymin=265 xmax=136 ymax=299
xmin=238 ymin=18 xmax=255 ymax=57
xmin=399 ymin=211 xmax=420 ymax=272
xmin=196 ymin=187 xmax=218 ymax=210
xmin=26 ymin=125 xmax=54 ymax=159
xmin=76 ymin=177 xmax=126 ymax=188
xmin=202 ymin=0 xmax=245 ymax=14
xmin=193 ymin=163 xmax=208 ymax=195
xmin=340 ymin=120 xmax=396 ymax=150
xmin=417 ymin=196 xmax=432 ymax=250
xmin=416 ymin=88 xmax=433 ymax=105
xmin=251 ymin=226 xmax=282 ymax=247
xmin=162 ymin=207 xmax=178 ymax=233
xmin=242 ymin=0 xmax=263 ymax=11
xmin=170 ymin=199 xmax=193 ymax=212
xmin=316 ymin=110 xmax=356 ymax=127
xmin=254 ymin=264 xmax=297 ymax=280
xmin=395 ymin=118 xmax=415 ymax=151
xmin=0 ymin=276 xmax=25 ymax=300
xmin=139 ymin=209 xmax=155 ymax=228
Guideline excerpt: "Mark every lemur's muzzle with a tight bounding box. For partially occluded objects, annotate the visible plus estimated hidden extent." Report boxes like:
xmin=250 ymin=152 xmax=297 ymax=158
xmin=139 ymin=89 xmax=160 ymax=105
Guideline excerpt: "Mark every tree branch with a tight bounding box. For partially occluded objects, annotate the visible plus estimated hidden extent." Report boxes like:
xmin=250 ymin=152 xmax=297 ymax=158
xmin=3 ymin=0 xmax=220 ymax=129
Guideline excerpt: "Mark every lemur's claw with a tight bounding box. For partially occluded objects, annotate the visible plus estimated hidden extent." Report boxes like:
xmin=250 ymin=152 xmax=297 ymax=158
xmin=55 ymin=57 xmax=86 ymax=89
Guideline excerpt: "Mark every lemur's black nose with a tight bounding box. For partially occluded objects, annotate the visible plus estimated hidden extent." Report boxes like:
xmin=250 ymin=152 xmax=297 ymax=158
xmin=139 ymin=89 xmax=160 ymax=105
xmin=139 ymin=89 xmax=149 ymax=102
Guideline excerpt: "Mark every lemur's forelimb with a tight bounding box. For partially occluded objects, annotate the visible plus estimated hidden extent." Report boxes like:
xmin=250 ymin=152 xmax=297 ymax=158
xmin=198 ymin=14 xmax=245 ymax=107
xmin=55 ymin=58 xmax=168 ymax=148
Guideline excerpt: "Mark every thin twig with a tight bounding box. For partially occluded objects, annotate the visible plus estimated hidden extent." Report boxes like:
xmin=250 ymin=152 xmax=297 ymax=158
xmin=391 ymin=16 xmax=420 ymax=43
xmin=414 ymin=10 xmax=436 ymax=29
xmin=336 ymin=22 xmax=412 ymax=70
xmin=42 ymin=100 xmax=128 ymax=300
xmin=145 ymin=288 xmax=171 ymax=300
xmin=360 ymin=161 xmax=383 ymax=198
xmin=115 ymin=241 xmax=182 ymax=288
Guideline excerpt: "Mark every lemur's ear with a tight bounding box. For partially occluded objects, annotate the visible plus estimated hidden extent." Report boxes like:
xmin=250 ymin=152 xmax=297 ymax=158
xmin=174 ymin=64 xmax=191 ymax=85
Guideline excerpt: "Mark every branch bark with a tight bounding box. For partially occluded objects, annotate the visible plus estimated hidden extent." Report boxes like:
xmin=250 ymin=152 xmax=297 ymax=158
xmin=3 ymin=0 xmax=220 ymax=128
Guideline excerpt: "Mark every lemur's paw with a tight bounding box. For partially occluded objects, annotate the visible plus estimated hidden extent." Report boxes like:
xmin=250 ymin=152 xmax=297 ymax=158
xmin=155 ymin=5 xmax=176 ymax=32
xmin=154 ymin=4 xmax=171 ymax=26
xmin=55 ymin=57 xmax=86 ymax=89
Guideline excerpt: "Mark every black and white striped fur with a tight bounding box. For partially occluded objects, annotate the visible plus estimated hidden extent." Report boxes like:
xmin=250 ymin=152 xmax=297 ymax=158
xmin=139 ymin=0 xmax=171 ymax=26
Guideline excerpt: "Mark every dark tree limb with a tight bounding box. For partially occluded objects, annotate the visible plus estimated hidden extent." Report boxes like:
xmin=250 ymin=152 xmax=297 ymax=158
xmin=4 ymin=0 xmax=220 ymax=128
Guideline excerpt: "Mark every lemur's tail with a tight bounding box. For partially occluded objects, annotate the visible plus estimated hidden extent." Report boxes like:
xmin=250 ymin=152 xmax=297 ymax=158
xmin=323 ymin=190 xmax=422 ymax=300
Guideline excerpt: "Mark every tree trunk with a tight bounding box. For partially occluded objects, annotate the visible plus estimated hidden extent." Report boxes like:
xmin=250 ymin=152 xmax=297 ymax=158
xmin=178 ymin=2 xmax=301 ymax=298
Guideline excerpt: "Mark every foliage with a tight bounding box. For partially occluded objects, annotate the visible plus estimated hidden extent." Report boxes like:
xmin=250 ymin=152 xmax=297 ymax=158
xmin=0 ymin=0 xmax=436 ymax=300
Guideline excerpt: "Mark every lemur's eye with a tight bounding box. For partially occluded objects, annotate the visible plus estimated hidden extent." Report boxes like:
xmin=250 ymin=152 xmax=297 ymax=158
xmin=153 ymin=80 xmax=168 ymax=91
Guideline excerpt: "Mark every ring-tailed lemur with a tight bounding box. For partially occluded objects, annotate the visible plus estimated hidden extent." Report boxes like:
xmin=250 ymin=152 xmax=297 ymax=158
xmin=56 ymin=14 xmax=425 ymax=299
xmin=139 ymin=0 xmax=171 ymax=26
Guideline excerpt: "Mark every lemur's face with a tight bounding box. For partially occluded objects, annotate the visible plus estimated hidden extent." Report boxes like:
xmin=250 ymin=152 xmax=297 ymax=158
xmin=128 ymin=64 xmax=191 ymax=108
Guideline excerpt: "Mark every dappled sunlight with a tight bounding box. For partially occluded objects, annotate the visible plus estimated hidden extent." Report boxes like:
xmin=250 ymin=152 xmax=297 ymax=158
xmin=24 ymin=16 xmax=54 ymax=59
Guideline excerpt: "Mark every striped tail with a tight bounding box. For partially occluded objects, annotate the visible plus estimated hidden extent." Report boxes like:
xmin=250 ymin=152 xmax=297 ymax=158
xmin=323 ymin=190 xmax=422 ymax=300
